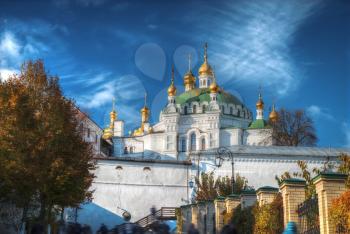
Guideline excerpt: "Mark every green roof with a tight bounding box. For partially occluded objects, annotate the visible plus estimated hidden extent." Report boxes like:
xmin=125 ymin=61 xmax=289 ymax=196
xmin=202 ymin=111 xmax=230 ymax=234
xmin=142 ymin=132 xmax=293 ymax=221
xmin=312 ymin=172 xmax=348 ymax=183
xmin=175 ymin=88 xmax=243 ymax=106
xmin=257 ymin=186 xmax=279 ymax=193
xmin=248 ymin=119 xmax=271 ymax=129
xmin=280 ymin=178 xmax=306 ymax=186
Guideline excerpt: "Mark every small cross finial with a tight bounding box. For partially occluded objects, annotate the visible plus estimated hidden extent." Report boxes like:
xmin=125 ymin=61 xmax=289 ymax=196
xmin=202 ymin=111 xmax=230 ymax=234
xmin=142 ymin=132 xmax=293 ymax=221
xmin=204 ymin=42 xmax=208 ymax=62
xmin=112 ymin=97 xmax=116 ymax=111
xmin=258 ymin=85 xmax=262 ymax=99
xmin=171 ymin=64 xmax=174 ymax=83
xmin=144 ymin=92 xmax=147 ymax=107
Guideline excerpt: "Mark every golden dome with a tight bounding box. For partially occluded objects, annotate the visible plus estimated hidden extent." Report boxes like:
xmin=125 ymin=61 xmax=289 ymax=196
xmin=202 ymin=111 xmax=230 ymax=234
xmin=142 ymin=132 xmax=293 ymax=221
xmin=210 ymin=80 xmax=219 ymax=93
xmin=168 ymin=65 xmax=177 ymax=96
xmin=199 ymin=62 xmax=213 ymax=76
xmin=168 ymin=84 xmax=176 ymax=96
xmin=141 ymin=106 xmax=149 ymax=113
xmin=110 ymin=110 xmax=117 ymax=123
xmin=269 ymin=104 xmax=278 ymax=122
xmin=198 ymin=43 xmax=213 ymax=76
xmin=184 ymin=71 xmax=195 ymax=84
xmin=256 ymin=93 xmax=264 ymax=110
xmin=102 ymin=127 xmax=113 ymax=140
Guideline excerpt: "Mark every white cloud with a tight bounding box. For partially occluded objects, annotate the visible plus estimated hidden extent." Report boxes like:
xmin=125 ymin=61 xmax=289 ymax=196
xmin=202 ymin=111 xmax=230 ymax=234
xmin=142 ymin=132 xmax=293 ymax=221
xmin=195 ymin=0 xmax=323 ymax=95
xmin=0 ymin=68 xmax=18 ymax=81
xmin=306 ymin=105 xmax=334 ymax=121
xmin=0 ymin=32 xmax=21 ymax=59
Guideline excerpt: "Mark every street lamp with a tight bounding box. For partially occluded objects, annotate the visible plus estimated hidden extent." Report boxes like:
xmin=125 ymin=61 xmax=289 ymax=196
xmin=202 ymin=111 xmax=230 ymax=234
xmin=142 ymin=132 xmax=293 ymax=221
xmin=215 ymin=147 xmax=235 ymax=194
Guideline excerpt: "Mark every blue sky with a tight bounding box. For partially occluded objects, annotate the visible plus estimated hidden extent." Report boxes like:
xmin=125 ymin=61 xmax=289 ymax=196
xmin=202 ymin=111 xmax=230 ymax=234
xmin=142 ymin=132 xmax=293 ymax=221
xmin=0 ymin=0 xmax=349 ymax=147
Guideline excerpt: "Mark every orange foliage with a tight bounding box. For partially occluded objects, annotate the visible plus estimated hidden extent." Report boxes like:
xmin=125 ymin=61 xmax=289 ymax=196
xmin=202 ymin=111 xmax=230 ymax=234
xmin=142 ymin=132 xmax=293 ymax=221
xmin=329 ymin=190 xmax=350 ymax=231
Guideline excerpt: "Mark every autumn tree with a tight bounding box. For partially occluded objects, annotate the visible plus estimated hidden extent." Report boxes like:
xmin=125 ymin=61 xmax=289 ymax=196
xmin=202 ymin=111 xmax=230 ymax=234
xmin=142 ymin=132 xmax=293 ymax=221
xmin=329 ymin=190 xmax=350 ymax=232
xmin=269 ymin=108 xmax=317 ymax=146
xmin=0 ymin=60 xmax=95 ymax=231
xmin=194 ymin=172 xmax=249 ymax=201
xmin=253 ymin=193 xmax=283 ymax=234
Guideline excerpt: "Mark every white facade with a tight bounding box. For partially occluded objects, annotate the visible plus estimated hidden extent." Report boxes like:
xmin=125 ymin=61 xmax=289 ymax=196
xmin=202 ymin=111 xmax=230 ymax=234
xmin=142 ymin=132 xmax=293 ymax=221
xmin=74 ymin=47 xmax=350 ymax=232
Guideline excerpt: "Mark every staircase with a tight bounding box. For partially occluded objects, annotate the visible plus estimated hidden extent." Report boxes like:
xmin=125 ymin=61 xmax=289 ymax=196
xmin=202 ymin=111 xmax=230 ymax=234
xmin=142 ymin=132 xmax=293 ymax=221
xmin=135 ymin=207 xmax=177 ymax=227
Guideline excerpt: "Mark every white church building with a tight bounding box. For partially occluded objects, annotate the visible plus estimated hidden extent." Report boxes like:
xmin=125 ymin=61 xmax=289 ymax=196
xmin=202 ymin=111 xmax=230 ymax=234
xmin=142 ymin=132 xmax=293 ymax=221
xmin=73 ymin=44 xmax=350 ymax=231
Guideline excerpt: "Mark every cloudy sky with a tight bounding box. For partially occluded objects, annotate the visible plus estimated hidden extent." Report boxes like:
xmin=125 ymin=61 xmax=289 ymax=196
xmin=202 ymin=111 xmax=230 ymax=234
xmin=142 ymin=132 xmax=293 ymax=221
xmin=0 ymin=0 xmax=349 ymax=147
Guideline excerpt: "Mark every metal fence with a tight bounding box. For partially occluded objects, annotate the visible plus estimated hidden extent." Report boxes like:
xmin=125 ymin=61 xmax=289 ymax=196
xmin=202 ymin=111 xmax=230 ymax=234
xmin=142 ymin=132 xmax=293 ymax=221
xmin=297 ymin=196 xmax=320 ymax=234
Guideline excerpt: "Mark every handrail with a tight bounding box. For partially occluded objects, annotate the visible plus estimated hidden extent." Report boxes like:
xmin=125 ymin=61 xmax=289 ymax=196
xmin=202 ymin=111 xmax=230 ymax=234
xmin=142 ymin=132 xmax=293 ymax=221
xmin=135 ymin=207 xmax=177 ymax=227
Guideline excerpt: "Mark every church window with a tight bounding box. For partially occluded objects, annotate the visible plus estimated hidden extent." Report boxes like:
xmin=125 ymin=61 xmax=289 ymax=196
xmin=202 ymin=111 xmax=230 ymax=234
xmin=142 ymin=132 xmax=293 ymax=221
xmin=221 ymin=106 xmax=225 ymax=113
xmin=203 ymin=80 xmax=207 ymax=86
xmin=237 ymin=110 xmax=241 ymax=117
xmin=184 ymin=106 xmax=188 ymax=115
xmin=166 ymin=135 xmax=173 ymax=150
xmin=190 ymin=133 xmax=196 ymax=151
xmin=180 ymin=138 xmax=186 ymax=152
xmin=130 ymin=147 xmax=134 ymax=154
xmin=210 ymin=133 xmax=215 ymax=147
xmin=201 ymin=138 xmax=206 ymax=150
xmin=193 ymin=105 xmax=197 ymax=114
xmin=124 ymin=147 xmax=128 ymax=154
xmin=203 ymin=105 xmax=207 ymax=113
xmin=87 ymin=128 xmax=90 ymax=138
xmin=230 ymin=107 xmax=233 ymax=115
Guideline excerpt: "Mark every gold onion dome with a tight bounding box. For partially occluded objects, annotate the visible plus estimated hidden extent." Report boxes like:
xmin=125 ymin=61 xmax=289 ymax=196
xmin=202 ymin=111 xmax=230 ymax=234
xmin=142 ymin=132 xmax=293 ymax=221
xmin=256 ymin=93 xmax=264 ymax=110
xmin=198 ymin=43 xmax=213 ymax=76
xmin=269 ymin=104 xmax=278 ymax=122
xmin=183 ymin=71 xmax=196 ymax=85
xmin=168 ymin=65 xmax=177 ymax=96
xmin=210 ymin=74 xmax=219 ymax=93
xmin=102 ymin=127 xmax=113 ymax=140
xmin=102 ymin=98 xmax=117 ymax=140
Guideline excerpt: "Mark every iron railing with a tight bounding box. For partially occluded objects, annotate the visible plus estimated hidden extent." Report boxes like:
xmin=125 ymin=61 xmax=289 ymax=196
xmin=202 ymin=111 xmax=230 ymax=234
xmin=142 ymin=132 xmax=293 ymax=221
xmin=135 ymin=207 xmax=176 ymax=227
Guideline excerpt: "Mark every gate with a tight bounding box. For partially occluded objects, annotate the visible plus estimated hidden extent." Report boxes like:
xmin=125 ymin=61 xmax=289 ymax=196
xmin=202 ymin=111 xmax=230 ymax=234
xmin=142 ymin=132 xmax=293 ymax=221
xmin=297 ymin=196 xmax=320 ymax=234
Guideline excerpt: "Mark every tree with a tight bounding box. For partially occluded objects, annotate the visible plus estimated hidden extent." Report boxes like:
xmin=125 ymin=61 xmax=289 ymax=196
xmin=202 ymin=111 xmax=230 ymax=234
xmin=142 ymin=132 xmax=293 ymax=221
xmin=194 ymin=172 xmax=217 ymax=201
xmin=0 ymin=60 xmax=95 ymax=231
xmin=194 ymin=172 xmax=249 ymax=201
xmin=338 ymin=153 xmax=350 ymax=187
xmin=270 ymin=108 xmax=317 ymax=146
xmin=253 ymin=193 xmax=283 ymax=234
xmin=329 ymin=190 xmax=350 ymax=233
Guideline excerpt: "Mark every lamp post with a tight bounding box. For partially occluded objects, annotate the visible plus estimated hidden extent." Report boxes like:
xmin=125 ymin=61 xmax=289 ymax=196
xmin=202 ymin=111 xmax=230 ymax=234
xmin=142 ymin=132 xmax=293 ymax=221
xmin=215 ymin=147 xmax=235 ymax=194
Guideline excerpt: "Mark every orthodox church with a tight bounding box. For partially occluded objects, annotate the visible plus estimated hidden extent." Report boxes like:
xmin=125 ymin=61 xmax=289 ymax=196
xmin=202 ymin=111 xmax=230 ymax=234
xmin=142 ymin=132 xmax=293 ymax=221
xmin=74 ymin=44 xmax=349 ymax=232
xmin=101 ymin=44 xmax=278 ymax=160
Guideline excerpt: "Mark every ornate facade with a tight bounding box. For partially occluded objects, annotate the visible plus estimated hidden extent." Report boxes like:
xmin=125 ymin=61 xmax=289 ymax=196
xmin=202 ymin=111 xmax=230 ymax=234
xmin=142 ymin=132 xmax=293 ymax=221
xmin=103 ymin=44 xmax=275 ymax=160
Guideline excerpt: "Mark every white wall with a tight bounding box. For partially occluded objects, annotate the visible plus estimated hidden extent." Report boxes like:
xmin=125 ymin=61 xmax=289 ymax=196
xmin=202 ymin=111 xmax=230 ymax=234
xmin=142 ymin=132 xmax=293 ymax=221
xmin=77 ymin=159 xmax=191 ymax=232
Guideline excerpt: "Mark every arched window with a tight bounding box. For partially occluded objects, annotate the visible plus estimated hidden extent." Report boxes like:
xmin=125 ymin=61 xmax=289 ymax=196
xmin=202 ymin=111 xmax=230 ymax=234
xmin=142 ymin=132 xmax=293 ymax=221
xmin=184 ymin=106 xmax=188 ymax=115
xmin=124 ymin=147 xmax=128 ymax=154
xmin=193 ymin=105 xmax=197 ymax=114
xmin=230 ymin=107 xmax=233 ymax=115
xmin=180 ymin=138 xmax=186 ymax=152
xmin=202 ymin=105 xmax=207 ymax=113
xmin=201 ymin=138 xmax=206 ymax=150
xmin=237 ymin=110 xmax=241 ymax=117
xmin=130 ymin=146 xmax=134 ymax=154
xmin=190 ymin=133 xmax=196 ymax=151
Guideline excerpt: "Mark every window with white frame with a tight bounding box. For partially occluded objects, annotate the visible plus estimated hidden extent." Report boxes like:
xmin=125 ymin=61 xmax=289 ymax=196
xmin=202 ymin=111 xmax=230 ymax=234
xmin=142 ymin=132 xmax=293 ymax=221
xmin=179 ymin=138 xmax=186 ymax=152
xmin=166 ymin=135 xmax=173 ymax=150
xmin=201 ymin=138 xmax=206 ymax=150
xmin=190 ymin=133 xmax=196 ymax=151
